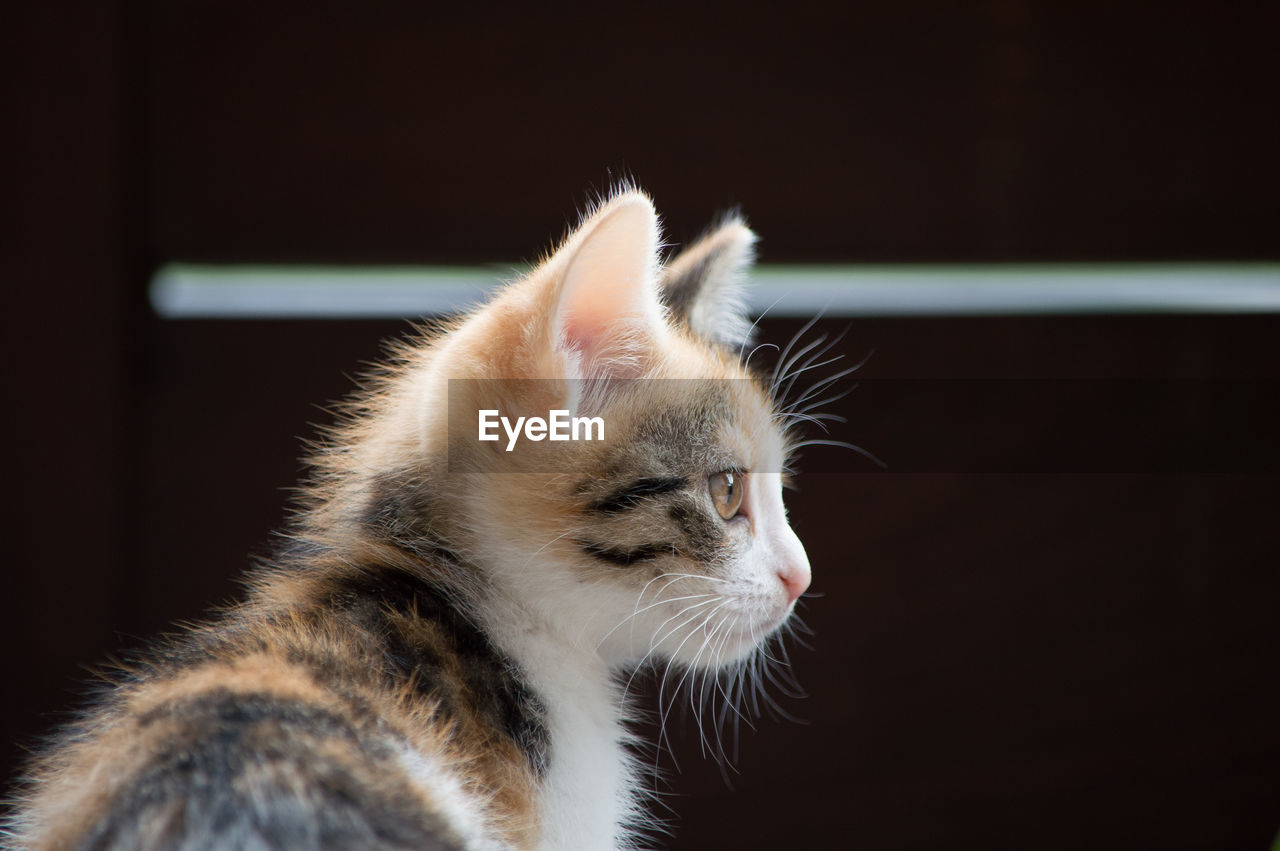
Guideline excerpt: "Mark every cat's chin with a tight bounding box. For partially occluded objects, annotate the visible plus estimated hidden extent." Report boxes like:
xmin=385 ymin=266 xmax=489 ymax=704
xmin=685 ymin=610 xmax=793 ymax=669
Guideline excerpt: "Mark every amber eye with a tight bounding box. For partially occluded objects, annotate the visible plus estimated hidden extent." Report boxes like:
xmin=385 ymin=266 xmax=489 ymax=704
xmin=709 ymin=471 xmax=745 ymax=520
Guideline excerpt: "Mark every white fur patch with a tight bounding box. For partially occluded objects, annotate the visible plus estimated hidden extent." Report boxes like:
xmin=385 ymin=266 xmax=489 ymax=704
xmin=395 ymin=742 xmax=507 ymax=850
xmin=477 ymin=577 xmax=647 ymax=851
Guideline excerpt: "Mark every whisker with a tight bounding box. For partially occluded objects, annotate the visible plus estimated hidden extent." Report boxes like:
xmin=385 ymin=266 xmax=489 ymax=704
xmin=742 ymin=341 xmax=780 ymax=375
xmin=789 ymin=438 xmax=887 ymax=468
xmin=737 ymin=294 xmax=789 ymax=362
xmin=770 ymin=311 xmax=825 ymax=390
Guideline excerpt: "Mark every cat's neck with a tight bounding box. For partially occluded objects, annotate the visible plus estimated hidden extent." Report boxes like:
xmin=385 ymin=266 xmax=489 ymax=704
xmin=261 ymin=533 xmax=646 ymax=849
xmin=478 ymin=591 xmax=643 ymax=850
xmin=296 ymin=513 xmax=649 ymax=850
xmin=289 ymin=404 xmax=656 ymax=845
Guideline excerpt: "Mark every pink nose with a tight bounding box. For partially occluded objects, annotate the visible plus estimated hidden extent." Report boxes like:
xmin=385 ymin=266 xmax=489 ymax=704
xmin=778 ymin=565 xmax=810 ymax=606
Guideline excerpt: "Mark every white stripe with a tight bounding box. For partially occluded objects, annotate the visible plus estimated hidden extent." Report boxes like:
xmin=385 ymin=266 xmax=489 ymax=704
xmin=151 ymin=263 xmax=1280 ymax=319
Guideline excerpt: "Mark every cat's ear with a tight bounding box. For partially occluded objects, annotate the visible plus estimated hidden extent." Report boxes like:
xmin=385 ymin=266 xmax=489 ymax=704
xmin=661 ymin=215 xmax=757 ymax=350
xmin=552 ymin=192 xmax=666 ymax=380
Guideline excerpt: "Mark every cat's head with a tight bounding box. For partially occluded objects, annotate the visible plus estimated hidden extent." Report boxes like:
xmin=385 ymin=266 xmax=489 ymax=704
xmin=386 ymin=191 xmax=810 ymax=669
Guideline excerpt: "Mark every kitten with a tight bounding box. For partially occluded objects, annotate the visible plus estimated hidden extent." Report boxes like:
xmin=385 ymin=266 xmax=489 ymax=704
xmin=4 ymin=189 xmax=811 ymax=850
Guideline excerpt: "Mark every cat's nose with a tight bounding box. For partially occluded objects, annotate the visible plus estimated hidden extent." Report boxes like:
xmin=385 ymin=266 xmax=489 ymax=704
xmin=774 ymin=524 xmax=811 ymax=606
xmin=777 ymin=564 xmax=810 ymax=606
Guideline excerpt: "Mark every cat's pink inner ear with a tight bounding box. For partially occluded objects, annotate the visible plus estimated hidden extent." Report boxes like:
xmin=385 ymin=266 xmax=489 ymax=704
xmin=554 ymin=195 xmax=665 ymax=377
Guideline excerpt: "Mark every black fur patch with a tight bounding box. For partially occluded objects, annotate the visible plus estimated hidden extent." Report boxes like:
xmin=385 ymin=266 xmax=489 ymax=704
xmin=578 ymin=539 xmax=672 ymax=566
xmin=589 ymin=477 xmax=687 ymax=514
xmin=92 ymin=691 xmax=462 ymax=850
xmin=323 ymin=566 xmax=550 ymax=777
xmin=667 ymin=501 xmax=725 ymax=561
xmin=361 ymin=473 xmax=462 ymax=566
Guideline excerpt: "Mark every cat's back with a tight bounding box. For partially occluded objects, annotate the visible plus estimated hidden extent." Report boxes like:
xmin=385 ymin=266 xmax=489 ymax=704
xmin=6 ymin=559 xmax=529 ymax=851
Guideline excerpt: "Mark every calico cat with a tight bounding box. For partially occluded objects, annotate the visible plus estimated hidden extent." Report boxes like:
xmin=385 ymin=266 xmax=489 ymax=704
xmin=5 ymin=189 xmax=812 ymax=850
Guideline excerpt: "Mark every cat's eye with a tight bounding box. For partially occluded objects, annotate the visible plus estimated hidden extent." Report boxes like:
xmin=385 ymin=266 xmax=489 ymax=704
xmin=709 ymin=471 xmax=745 ymax=520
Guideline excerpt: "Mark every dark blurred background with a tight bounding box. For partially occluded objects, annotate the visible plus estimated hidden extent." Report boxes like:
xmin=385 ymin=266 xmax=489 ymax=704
xmin=4 ymin=2 xmax=1279 ymax=849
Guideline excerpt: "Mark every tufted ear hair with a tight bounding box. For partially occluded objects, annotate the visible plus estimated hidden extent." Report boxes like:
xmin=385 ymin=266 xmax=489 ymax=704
xmin=551 ymin=191 xmax=666 ymax=381
xmin=661 ymin=215 xmax=757 ymax=350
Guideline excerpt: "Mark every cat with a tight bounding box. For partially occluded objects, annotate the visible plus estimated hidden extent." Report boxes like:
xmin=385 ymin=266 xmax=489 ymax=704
xmin=4 ymin=189 xmax=812 ymax=850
